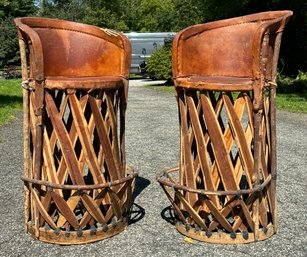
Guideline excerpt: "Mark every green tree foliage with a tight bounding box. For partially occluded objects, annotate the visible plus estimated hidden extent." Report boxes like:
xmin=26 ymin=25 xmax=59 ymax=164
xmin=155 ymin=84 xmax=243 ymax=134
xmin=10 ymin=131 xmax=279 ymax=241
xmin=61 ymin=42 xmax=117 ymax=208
xmin=39 ymin=0 xmax=85 ymax=21
xmin=0 ymin=0 xmax=37 ymax=19
xmin=129 ymin=0 xmax=174 ymax=32
xmin=82 ymin=0 xmax=129 ymax=31
xmin=171 ymin=0 xmax=203 ymax=31
xmin=0 ymin=17 xmax=20 ymax=67
xmin=39 ymin=0 xmax=129 ymax=30
xmin=0 ymin=0 xmax=37 ymax=68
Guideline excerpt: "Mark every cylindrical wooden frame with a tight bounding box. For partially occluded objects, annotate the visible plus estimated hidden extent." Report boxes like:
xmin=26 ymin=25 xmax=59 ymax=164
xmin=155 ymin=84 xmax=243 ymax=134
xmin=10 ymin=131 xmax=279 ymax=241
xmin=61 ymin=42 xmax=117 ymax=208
xmin=15 ymin=17 xmax=137 ymax=245
xmin=157 ymin=84 xmax=277 ymax=244
xmin=157 ymin=11 xmax=292 ymax=244
xmin=20 ymin=84 xmax=138 ymax=245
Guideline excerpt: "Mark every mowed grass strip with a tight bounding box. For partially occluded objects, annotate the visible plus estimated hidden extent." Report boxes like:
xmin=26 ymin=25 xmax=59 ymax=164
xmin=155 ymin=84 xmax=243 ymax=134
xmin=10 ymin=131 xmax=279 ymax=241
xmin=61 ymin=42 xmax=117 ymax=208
xmin=276 ymin=93 xmax=307 ymax=113
xmin=0 ymin=79 xmax=22 ymax=125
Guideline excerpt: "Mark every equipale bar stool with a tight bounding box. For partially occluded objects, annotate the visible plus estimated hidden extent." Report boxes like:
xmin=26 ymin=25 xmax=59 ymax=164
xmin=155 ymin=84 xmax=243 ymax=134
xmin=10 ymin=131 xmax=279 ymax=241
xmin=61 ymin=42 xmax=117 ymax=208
xmin=15 ymin=17 xmax=138 ymax=245
xmin=157 ymin=11 xmax=292 ymax=244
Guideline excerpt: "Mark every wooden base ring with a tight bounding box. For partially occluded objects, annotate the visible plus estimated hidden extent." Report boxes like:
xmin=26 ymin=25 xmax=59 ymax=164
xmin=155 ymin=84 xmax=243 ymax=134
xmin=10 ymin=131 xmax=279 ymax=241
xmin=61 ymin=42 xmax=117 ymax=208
xmin=26 ymin=220 xmax=128 ymax=245
xmin=176 ymin=222 xmax=275 ymax=244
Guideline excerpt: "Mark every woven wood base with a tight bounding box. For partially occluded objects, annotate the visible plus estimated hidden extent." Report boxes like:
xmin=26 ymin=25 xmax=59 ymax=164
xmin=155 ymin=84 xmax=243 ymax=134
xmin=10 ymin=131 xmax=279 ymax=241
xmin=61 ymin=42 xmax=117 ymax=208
xmin=27 ymin=219 xmax=127 ymax=245
xmin=176 ymin=222 xmax=275 ymax=244
xmin=157 ymin=167 xmax=276 ymax=244
xmin=23 ymin=168 xmax=138 ymax=245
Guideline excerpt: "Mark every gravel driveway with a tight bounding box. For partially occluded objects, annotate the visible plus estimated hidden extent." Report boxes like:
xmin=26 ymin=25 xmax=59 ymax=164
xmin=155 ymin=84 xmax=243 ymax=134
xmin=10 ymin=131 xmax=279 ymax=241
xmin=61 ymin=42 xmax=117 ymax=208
xmin=0 ymin=79 xmax=306 ymax=257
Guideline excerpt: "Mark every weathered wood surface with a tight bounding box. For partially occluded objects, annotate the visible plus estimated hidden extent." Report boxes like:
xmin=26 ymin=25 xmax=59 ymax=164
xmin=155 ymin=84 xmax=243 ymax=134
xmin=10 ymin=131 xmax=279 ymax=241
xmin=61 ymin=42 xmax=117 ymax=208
xmin=15 ymin=17 xmax=136 ymax=245
xmin=158 ymin=11 xmax=293 ymax=244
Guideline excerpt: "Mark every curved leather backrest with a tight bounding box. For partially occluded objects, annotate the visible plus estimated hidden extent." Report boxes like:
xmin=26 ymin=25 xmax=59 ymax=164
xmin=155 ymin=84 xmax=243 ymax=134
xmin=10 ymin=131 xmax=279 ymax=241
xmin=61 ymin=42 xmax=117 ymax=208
xmin=173 ymin=11 xmax=293 ymax=79
xmin=15 ymin=17 xmax=131 ymax=79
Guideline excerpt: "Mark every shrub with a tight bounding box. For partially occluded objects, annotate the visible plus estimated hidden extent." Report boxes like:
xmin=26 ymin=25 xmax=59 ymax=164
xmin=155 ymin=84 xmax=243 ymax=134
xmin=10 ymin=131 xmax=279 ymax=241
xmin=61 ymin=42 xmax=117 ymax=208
xmin=3 ymin=65 xmax=21 ymax=79
xmin=277 ymin=71 xmax=307 ymax=94
xmin=146 ymin=45 xmax=172 ymax=81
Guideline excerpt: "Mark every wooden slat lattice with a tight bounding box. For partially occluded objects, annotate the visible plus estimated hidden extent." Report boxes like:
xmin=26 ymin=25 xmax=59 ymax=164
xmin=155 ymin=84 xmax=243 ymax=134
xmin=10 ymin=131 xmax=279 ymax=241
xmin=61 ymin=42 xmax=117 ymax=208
xmin=158 ymin=89 xmax=274 ymax=243
xmin=25 ymin=88 xmax=136 ymax=244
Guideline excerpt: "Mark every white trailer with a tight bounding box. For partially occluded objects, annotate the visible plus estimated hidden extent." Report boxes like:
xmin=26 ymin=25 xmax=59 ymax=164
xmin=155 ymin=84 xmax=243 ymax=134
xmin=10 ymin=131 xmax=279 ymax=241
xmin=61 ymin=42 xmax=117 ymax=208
xmin=124 ymin=32 xmax=176 ymax=74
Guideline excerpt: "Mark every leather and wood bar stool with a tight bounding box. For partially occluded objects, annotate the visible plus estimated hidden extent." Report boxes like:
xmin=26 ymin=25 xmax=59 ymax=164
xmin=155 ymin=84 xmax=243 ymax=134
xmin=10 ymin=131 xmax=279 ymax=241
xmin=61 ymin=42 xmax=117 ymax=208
xmin=157 ymin=11 xmax=292 ymax=244
xmin=15 ymin=17 xmax=138 ymax=244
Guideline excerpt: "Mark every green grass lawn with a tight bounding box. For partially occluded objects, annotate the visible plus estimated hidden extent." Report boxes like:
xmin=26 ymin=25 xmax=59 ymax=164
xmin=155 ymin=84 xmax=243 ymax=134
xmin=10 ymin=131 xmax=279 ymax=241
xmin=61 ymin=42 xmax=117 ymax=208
xmin=0 ymin=79 xmax=22 ymax=125
xmin=276 ymin=93 xmax=307 ymax=113
xmin=276 ymin=72 xmax=307 ymax=113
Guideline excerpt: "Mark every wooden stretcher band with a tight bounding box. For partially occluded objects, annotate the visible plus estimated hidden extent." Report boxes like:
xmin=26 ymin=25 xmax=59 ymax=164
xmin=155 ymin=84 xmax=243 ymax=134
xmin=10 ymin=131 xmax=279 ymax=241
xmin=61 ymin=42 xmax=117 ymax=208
xmin=21 ymin=170 xmax=138 ymax=190
xmin=157 ymin=167 xmax=271 ymax=196
xmin=175 ymin=84 xmax=253 ymax=91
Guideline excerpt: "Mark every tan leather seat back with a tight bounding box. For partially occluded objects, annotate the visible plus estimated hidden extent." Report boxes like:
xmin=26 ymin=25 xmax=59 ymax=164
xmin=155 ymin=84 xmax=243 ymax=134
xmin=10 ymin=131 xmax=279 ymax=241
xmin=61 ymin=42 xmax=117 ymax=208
xmin=173 ymin=11 xmax=293 ymax=80
xmin=15 ymin=17 xmax=131 ymax=78
xmin=179 ymin=22 xmax=262 ymax=78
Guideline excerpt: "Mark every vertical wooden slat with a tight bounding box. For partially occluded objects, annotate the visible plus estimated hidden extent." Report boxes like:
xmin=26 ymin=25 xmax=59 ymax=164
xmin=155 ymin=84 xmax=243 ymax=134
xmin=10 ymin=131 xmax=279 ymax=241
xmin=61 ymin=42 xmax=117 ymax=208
xmin=270 ymin=86 xmax=277 ymax=232
xmin=200 ymin=93 xmax=238 ymax=191
xmin=18 ymin=37 xmax=31 ymax=231
xmin=105 ymin=90 xmax=121 ymax=174
xmin=119 ymin=82 xmax=127 ymax=175
xmin=253 ymin=108 xmax=263 ymax=240
xmin=29 ymin=93 xmax=36 ymax=232
xmin=253 ymin=197 xmax=260 ymax=240
xmin=29 ymin=91 xmax=41 ymax=237
xmin=178 ymin=90 xmax=198 ymax=205
xmin=269 ymin=30 xmax=282 ymax=233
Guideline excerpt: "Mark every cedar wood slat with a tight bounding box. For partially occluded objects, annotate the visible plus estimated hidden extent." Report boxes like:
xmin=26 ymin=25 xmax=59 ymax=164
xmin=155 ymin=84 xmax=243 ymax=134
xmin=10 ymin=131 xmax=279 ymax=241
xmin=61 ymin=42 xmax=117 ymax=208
xmin=50 ymin=191 xmax=80 ymax=230
xmin=45 ymin=92 xmax=85 ymax=185
xmin=88 ymin=95 xmax=121 ymax=181
xmin=200 ymin=93 xmax=238 ymax=191
xmin=80 ymin=194 xmax=106 ymax=224
xmin=178 ymin=90 xmax=198 ymax=205
xmin=175 ymin=191 xmax=209 ymax=231
xmin=31 ymin=189 xmax=57 ymax=229
xmin=223 ymin=94 xmax=254 ymax=187
xmin=186 ymin=93 xmax=220 ymax=208
xmin=69 ymin=94 xmax=105 ymax=184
